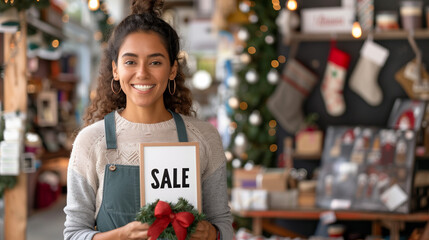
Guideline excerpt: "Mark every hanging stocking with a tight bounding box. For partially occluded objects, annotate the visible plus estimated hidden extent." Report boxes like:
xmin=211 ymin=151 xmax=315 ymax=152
xmin=349 ymin=40 xmax=389 ymax=106
xmin=321 ymin=46 xmax=350 ymax=116
xmin=267 ymin=59 xmax=317 ymax=133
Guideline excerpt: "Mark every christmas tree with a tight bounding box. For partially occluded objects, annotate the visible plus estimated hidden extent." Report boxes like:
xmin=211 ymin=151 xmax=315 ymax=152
xmin=227 ymin=0 xmax=281 ymax=173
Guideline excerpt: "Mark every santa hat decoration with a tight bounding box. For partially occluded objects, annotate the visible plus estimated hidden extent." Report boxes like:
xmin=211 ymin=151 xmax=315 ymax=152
xmin=395 ymin=110 xmax=415 ymax=130
xmin=342 ymin=129 xmax=355 ymax=145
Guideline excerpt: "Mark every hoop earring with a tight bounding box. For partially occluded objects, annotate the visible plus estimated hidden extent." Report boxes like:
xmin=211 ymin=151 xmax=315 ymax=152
xmin=111 ymin=78 xmax=121 ymax=95
xmin=168 ymin=79 xmax=176 ymax=95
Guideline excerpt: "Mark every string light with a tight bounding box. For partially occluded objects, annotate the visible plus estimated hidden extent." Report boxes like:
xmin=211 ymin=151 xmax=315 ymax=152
xmin=269 ymin=120 xmax=277 ymax=128
xmin=270 ymin=144 xmax=278 ymax=152
xmin=107 ymin=16 xmax=115 ymax=25
xmin=88 ymin=0 xmax=100 ymax=11
xmin=278 ymin=55 xmax=286 ymax=63
xmin=272 ymin=0 xmax=281 ymax=10
xmin=352 ymin=21 xmax=362 ymax=38
xmin=287 ymin=0 xmax=298 ymax=11
xmin=52 ymin=39 xmax=60 ymax=48
xmin=271 ymin=60 xmax=280 ymax=68
xmin=248 ymin=46 xmax=256 ymax=54
xmin=239 ymin=102 xmax=248 ymax=110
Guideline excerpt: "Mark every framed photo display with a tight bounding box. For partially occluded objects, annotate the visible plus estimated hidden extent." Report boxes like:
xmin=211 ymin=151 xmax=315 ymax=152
xmin=139 ymin=142 xmax=202 ymax=212
xmin=37 ymin=91 xmax=58 ymax=127
xmin=316 ymin=126 xmax=416 ymax=213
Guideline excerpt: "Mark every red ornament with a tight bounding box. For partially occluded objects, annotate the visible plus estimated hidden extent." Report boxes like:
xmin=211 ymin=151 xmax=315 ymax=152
xmin=148 ymin=200 xmax=195 ymax=240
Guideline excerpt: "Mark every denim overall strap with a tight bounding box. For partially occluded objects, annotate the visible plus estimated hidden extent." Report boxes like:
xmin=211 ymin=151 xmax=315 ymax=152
xmin=96 ymin=110 xmax=189 ymax=232
xmin=104 ymin=111 xmax=117 ymax=149
xmin=167 ymin=109 xmax=188 ymax=142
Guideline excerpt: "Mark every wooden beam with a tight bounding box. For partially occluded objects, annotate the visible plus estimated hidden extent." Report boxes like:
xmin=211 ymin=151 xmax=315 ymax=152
xmin=4 ymin=11 xmax=28 ymax=240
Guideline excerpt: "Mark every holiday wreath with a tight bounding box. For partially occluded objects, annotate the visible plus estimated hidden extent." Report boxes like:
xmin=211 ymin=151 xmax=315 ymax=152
xmin=136 ymin=197 xmax=205 ymax=240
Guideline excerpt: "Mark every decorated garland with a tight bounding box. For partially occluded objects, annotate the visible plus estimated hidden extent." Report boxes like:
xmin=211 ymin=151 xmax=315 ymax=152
xmin=136 ymin=197 xmax=205 ymax=240
xmin=0 ymin=0 xmax=50 ymax=12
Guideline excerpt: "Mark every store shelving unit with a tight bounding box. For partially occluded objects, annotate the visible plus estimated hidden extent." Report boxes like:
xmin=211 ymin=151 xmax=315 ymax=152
xmin=289 ymin=29 xmax=429 ymax=42
xmin=235 ymin=209 xmax=429 ymax=239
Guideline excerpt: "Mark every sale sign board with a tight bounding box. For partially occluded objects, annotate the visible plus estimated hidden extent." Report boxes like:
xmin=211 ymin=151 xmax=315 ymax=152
xmin=139 ymin=142 xmax=201 ymax=212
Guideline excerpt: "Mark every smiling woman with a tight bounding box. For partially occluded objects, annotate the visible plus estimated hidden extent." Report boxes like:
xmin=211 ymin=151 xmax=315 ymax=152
xmin=83 ymin=0 xmax=193 ymax=126
xmin=111 ymin=31 xmax=178 ymax=123
xmin=63 ymin=0 xmax=233 ymax=240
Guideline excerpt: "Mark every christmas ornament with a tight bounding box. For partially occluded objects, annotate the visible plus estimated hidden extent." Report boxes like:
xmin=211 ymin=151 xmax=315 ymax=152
xmin=136 ymin=198 xmax=205 ymax=240
xmin=265 ymin=35 xmax=275 ymax=45
xmin=249 ymin=110 xmax=262 ymax=126
xmin=232 ymin=158 xmax=242 ymax=168
xmin=237 ymin=28 xmax=249 ymax=41
xmin=228 ymin=97 xmax=239 ymax=109
xmin=321 ymin=46 xmax=351 ymax=116
xmin=267 ymin=69 xmax=279 ymax=84
xmin=240 ymin=53 xmax=251 ymax=64
xmin=249 ymin=14 xmax=258 ymax=23
xmin=233 ymin=132 xmax=247 ymax=156
xmin=227 ymin=75 xmax=239 ymax=88
xmin=244 ymin=160 xmax=254 ymax=170
xmin=245 ymin=69 xmax=258 ymax=84
xmin=267 ymin=59 xmax=317 ymax=133
xmin=239 ymin=1 xmax=250 ymax=13
xmin=192 ymin=70 xmax=212 ymax=90
xmin=349 ymin=39 xmax=389 ymax=106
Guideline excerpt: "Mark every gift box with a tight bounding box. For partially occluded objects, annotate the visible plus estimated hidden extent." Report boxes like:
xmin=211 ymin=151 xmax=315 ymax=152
xmin=298 ymin=180 xmax=317 ymax=208
xmin=295 ymin=130 xmax=323 ymax=156
xmin=233 ymin=167 xmax=262 ymax=189
xmin=232 ymin=188 xmax=268 ymax=211
xmin=256 ymin=168 xmax=288 ymax=191
xmin=268 ymin=189 xmax=298 ymax=210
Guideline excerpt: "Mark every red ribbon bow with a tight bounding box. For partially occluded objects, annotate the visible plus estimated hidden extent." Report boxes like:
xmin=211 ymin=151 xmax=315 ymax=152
xmin=148 ymin=200 xmax=195 ymax=240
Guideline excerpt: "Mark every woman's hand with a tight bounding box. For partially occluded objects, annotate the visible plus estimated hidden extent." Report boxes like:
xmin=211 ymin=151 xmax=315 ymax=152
xmin=189 ymin=220 xmax=217 ymax=240
xmin=119 ymin=221 xmax=150 ymax=240
xmin=93 ymin=221 xmax=150 ymax=240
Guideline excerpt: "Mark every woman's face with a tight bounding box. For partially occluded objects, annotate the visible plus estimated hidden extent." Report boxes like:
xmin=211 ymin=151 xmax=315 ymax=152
xmin=112 ymin=31 xmax=177 ymax=111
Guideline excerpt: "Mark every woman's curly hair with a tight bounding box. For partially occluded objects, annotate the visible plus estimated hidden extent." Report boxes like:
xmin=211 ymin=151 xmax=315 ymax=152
xmin=83 ymin=0 xmax=193 ymax=126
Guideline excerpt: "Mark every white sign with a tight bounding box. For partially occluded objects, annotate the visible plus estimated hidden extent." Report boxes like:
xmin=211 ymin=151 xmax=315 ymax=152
xmin=301 ymin=7 xmax=355 ymax=33
xmin=140 ymin=142 xmax=201 ymax=212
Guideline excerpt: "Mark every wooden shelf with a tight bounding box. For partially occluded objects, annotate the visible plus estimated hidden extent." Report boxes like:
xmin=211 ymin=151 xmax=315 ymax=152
xmin=236 ymin=209 xmax=429 ymax=222
xmin=235 ymin=209 xmax=429 ymax=238
xmin=26 ymin=13 xmax=65 ymax=39
xmin=289 ymin=29 xmax=429 ymax=42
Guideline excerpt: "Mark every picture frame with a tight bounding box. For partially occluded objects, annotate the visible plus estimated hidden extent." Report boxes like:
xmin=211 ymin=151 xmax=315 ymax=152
xmin=139 ymin=142 xmax=201 ymax=212
xmin=37 ymin=91 xmax=58 ymax=127
xmin=22 ymin=152 xmax=36 ymax=173
xmin=316 ymin=126 xmax=416 ymax=213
